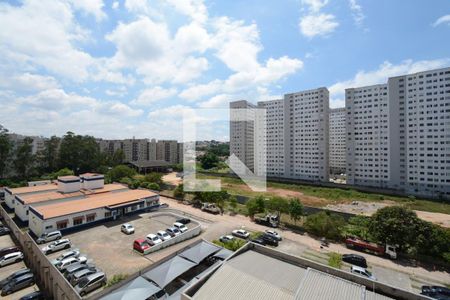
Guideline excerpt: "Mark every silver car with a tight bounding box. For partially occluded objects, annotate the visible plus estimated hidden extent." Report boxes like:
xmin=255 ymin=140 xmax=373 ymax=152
xmin=42 ymin=239 xmax=71 ymax=255
xmin=75 ymin=272 xmax=106 ymax=296
xmin=69 ymin=268 xmax=98 ymax=286
xmin=36 ymin=231 xmax=62 ymax=244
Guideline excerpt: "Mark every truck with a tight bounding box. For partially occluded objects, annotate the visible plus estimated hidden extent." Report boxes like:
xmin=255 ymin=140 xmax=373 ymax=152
xmin=254 ymin=214 xmax=280 ymax=228
xmin=201 ymin=203 xmax=220 ymax=214
xmin=345 ymin=236 xmax=397 ymax=259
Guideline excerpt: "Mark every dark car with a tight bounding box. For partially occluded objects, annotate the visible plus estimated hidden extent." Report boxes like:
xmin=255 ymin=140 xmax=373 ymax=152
xmin=1 ymin=273 xmax=35 ymax=296
xmin=251 ymin=237 xmax=267 ymax=246
xmin=0 ymin=226 xmax=11 ymax=236
xmin=19 ymin=291 xmax=45 ymax=300
xmin=342 ymin=254 xmax=368 ymax=268
xmin=422 ymin=286 xmax=450 ymax=299
xmin=0 ymin=268 xmax=31 ymax=289
xmin=261 ymin=234 xmax=279 ymax=246
xmin=176 ymin=218 xmax=191 ymax=225
xmin=0 ymin=246 xmax=20 ymax=258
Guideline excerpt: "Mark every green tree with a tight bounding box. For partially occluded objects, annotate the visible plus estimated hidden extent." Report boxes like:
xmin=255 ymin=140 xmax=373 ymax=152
xmin=342 ymin=215 xmax=372 ymax=241
xmin=146 ymin=182 xmax=160 ymax=191
xmin=304 ymin=212 xmax=346 ymax=240
xmin=14 ymin=137 xmax=35 ymax=179
xmin=111 ymin=149 xmax=125 ymax=166
xmin=0 ymin=125 xmax=12 ymax=178
xmin=415 ymin=220 xmax=450 ymax=261
xmin=36 ymin=136 xmax=60 ymax=173
xmin=199 ymin=152 xmax=219 ymax=169
xmin=265 ymin=196 xmax=289 ymax=216
xmin=58 ymin=132 xmax=101 ymax=173
xmin=144 ymin=172 xmax=163 ymax=185
xmin=50 ymin=168 xmax=74 ymax=179
xmin=288 ymin=198 xmax=304 ymax=224
xmin=108 ymin=165 xmax=136 ymax=182
xmin=229 ymin=196 xmax=238 ymax=213
xmin=369 ymin=206 xmax=421 ymax=252
xmin=246 ymin=196 xmax=265 ymax=218
xmin=173 ymin=183 xmax=185 ymax=199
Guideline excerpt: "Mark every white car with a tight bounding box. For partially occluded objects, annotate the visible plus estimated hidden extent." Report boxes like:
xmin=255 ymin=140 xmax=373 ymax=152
xmin=56 ymin=256 xmax=87 ymax=271
xmin=219 ymin=235 xmax=235 ymax=243
xmin=232 ymin=229 xmax=250 ymax=239
xmin=156 ymin=230 xmax=171 ymax=241
xmin=42 ymin=239 xmax=71 ymax=255
xmin=51 ymin=249 xmax=80 ymax=265
xmin=351 ymin=266 xmax=377 ymax=281
xmin=121 ymin=223 xmax=135 ymax=235
xmin=146 ymin=234 xmax=163 ymax=246
xmin=36 ymin=230 xmax=62 ymax=244
xmin=0 ymin=252 xmax=24 ymax=267
xmin=173 ymin=222 xmax=188 ymax=233
xmin=265 ymin=230 xmax=282 ymax=241
xmin=166 ymin=227 xmax=181 ymax=237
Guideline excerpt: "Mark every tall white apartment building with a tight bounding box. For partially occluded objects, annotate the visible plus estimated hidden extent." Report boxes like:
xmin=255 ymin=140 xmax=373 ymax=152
xmin=329 ymin=108 xmax=346 ymax=174
xmin=230 ymin=88 xmax=329 ymax=182
xmin=156 ymin=140 xmax=179 ymax=164
xmin=346 ymin=84 xmax=391 ymax=188
xmin=346 ymin=67 xmax=450 ymax=199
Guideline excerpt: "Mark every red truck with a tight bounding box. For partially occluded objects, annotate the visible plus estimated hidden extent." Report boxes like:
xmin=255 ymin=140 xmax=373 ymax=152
xmin=345 ymin=236 xmax=397 ymax=259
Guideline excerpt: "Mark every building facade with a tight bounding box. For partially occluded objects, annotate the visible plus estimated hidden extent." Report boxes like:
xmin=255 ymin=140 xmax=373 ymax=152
xmin=329 ymin=108 xmax=346 ymax=174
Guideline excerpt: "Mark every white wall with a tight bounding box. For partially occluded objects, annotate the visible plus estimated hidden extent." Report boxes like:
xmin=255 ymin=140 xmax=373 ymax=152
xmin=82 ymin=178 xmax=104 ymax=190
xmin=4 ymin=191 xmax=14 ymax=209
xmin=58 ymin=180 xmax=80 ymax=193
xmin=15 ymin=202 xmax=29 ymax=222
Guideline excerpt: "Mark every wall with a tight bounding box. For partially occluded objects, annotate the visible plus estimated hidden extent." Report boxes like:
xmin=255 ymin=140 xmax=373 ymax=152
xmin=0 ymin=206 xmax=81 ymax=300
xmin=4 ymin=190 xmax=14 ymax=208
xmin=14 ymin=201 xmax=29 ymax=222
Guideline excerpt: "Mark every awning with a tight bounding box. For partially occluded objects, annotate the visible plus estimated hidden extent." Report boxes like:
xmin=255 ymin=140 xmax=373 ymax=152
xmin=212 ymin=248 xmax=233 ymax=260
xmin=142 ymin=256 xmax=197 ymax=288
xmin=100 ymin=277 xmax=162 ymax=300
xmin=178 ymin=241 xmax=222 ymax=264
xmin=106 ymin=199 xmax=145 ymax=210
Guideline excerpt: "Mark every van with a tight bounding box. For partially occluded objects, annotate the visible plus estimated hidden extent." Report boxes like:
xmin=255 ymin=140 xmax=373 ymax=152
xmin=75 ymin=272 xmax=106 ymax=296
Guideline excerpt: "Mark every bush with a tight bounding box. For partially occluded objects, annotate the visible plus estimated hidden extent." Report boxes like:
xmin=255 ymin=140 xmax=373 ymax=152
xmin=146 ymin=182 xmax=160 ymax=191
xmin=108 ymin=165 xmax=136 ymax=182
xmin=304 ymin=212 xmax=346 ymax=240
xmin=105 ymin=274 xmax=128 ymax=287
xmin=212 ymin=239 xmax=246 ymax=251
xmin=328 ymin=252 xmax=342 ymax=269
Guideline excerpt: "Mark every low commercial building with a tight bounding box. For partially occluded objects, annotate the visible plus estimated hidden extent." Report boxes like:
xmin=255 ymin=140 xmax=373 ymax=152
xmin=29 ymin=189 xmax=160 ymax=237
xmin=182 ymin=243 xmax=425 ymax=300
xmin=4 ymin=183 xmax=58 ymax=209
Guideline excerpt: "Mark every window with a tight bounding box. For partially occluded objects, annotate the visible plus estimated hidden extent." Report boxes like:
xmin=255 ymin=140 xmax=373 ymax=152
xmin=86 ymin=213 xmax=96 ymax=222
xmin=45 ymin=225 xmax=53 ymax=230
xmin=73 ymin=217 xmax=83 ymax=226
xmin=57 ymin=220 xmax=68 ymax=230
xmin=105 ymin=212 xmax=112 ymax=218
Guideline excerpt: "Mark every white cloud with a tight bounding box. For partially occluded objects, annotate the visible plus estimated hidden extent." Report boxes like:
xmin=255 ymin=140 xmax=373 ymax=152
xmin=328 ymin=58 xmax=450 ymax=107
xmin=105 ymin=86 xmax=127 ymax=97
xmin=165 ymin=0 xmax=208 ymax=24
xmin=112 ymin=1 xmax=119 ymax=10
xmin=174 ymin=22 xmax=211 ymax=54
xmin=0 ymin=73 xmax=59 ymax=92
xmin=107 ymin=102 xmax=143 ymax=117
xmin=348 ymin=0 xmax=365 ymax=26
xmin=299 ymin=14 xmax=339 ymax=37
xmin=131 ymin=86 xmax=177 ymax=106
xmin=67 ymin=0 xmax=106 ymax=21
xmin=301 ymin=0 xmax=329 ymax=13
xmin=198 ymin=94 xmax=231 ymax=108
xmin=432 ymin=15 xmax=450 ymax=27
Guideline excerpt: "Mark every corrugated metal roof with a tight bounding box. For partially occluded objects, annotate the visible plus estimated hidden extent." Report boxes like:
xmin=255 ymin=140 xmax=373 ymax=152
xmin=295 ymin=268 xmax=365 ymax=300
xmin=192 ymin=250 xmax=306 ymax=300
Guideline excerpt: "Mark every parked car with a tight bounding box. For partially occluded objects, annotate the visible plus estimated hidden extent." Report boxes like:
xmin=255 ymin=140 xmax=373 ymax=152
xmin=0 ymin=246 xmax=20 ymax=258
xmin=350 ymin=266 xmax=376 ymax=280
xmin=51 ymin=249 xmax=80 ymax=265
xmin=176 ymin=218 xmax=191 ymax=224
xmin=260 ymin=234 xmax=279 ymax=247
xmin=146 ymin=234 xmax=163 ymax=246
xmin=219 ymin=235 xmax=235 ymax=243
xmin=74 ymin=272 xmax=107 ymax=296
xmin=0 ymin=268 xmax=31 ymax=289
xmin=133 ymin=239 xmax=151 ymax=253
xmin=157 ymin=230 xmax=171 ymax=241
xmin=1 ymin=273 xmax=35 ymax=296
xmin=264 ymin=230 xmax=282 ymax=241
xmin=19 ymin=291 xmax=44 ymax=300
xmin=42 ymin=239 xmax=71 ymax=255
xmin=56 ymin=257 xmax=87 ymax=271
xmin=69 ymin=268 xmax=98 ymax=286
xmin=0 ymin=226 xmax=11 ymax=236
xmin=251 ymin=237 xmax=267 ymax=246
xmin=342 ymin=254 xmax=368 ymax=268
xmin=173 ymin=222 xmax=188 ymax=233
xmin=421 ymin=285 xmax=450 ymax=299
xmin=36 ymin=231 xmax=62 ymax=244
xmin=0 ymin=251 xmax=24 ymax=267
xmin=166 ymin=227 xmax=181 ymax=237
xmin=232 ymin=229 xmax=250 ymax=239
xmin=64 ymin=263 xmax=96 ymax=278
xmin=121 ymin=223 xmax=135 ymax=235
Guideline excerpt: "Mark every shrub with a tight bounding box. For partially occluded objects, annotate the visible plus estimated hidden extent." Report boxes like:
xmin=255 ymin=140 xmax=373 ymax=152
xmin=146 ymin=182 xmax=160 ymax=191
xmin=328 ymin=252 xmax=342 ymax=269
xmin=304 ymin=211 xmax=346 ymax=240
xmin=212 ymin=239 xmax=246 ymax=251
xmin=105 ymin=274 xmax=128 ymax=287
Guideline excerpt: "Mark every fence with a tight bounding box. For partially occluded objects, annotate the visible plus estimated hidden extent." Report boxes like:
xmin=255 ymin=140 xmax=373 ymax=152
xmin=0 ymin=205 xmax=81 ymax=300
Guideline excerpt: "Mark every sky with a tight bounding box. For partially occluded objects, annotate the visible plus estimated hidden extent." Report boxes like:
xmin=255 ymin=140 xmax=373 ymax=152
xmin=0 ymin=0 xmax=449 ymax=141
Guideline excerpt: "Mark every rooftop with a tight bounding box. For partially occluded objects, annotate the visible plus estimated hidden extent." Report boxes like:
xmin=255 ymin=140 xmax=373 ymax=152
xmin=6 ymin=183 xmax=58 ymax=195
xmin=80 ymin=173 xmax=103 ymax=178
xmin=17 ymin=183 xmax=127 ymax=205
xmin=31 ymin=189 xmax=158 ymax=219
xmin=57 ymin=175 xmax=80 ymax=181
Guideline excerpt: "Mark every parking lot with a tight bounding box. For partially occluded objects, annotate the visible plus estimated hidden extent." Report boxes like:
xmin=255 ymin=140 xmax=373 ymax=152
xmin=0 ymin=234 xmax=40 ymax=299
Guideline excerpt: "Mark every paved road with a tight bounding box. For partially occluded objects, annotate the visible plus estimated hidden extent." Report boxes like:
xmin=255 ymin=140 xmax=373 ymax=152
xmin=372 ymin=265 xmax=412 ymax=291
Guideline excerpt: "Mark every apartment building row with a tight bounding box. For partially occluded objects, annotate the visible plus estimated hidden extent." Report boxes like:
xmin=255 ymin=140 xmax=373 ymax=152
xmin=230 ymin=66 xmax=450 ymax=199
xmin=97 ymin=138 xmax=183 ymax=165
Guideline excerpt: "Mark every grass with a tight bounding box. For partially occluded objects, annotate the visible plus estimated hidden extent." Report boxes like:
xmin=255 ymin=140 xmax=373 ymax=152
xmin=105 ymin=274 xmax=128 ymax=288
xmin=193 ymin=174 xmax=450 ymax=214
xmin=328 ymin=252 xmax=343 ymax=269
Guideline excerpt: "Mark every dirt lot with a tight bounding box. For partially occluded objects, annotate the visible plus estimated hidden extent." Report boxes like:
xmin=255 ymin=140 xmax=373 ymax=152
xmin=163 ymin=172 xmax=183 ymax=186
xmin=0 ymin=234 xmax=40 ymax=299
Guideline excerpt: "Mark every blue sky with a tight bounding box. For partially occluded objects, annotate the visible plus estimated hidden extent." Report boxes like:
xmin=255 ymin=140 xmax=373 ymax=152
xmin=0 ymin=0 xmax=449 ymax=141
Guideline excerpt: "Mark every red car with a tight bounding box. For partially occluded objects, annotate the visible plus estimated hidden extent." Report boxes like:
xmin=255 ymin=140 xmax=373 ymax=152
xmin=133 ymin=239 xmax=151 ymax=253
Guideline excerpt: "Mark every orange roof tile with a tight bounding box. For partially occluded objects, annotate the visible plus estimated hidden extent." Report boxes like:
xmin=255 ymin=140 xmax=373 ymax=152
xmin=7 ymin=184 xmax=58 ymax=195
xmin=58 ymin=176 xmax=80 ymax=181
xmin=33 ymin=189 xmax=158 ymax=219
